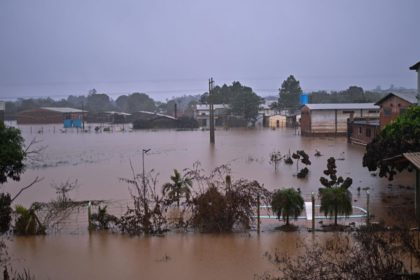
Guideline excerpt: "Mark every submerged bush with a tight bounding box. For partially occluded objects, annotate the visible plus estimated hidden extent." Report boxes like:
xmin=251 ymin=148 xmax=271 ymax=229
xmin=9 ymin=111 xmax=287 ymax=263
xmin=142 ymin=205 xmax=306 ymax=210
xmin=0 ymin=193 xmax=12 ymax=233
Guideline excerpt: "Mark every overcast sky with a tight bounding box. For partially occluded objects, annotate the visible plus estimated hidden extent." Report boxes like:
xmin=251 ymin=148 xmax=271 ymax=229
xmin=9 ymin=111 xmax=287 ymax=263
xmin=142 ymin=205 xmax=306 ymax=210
xmin=0 ymin=0 xmax=419 ymax=101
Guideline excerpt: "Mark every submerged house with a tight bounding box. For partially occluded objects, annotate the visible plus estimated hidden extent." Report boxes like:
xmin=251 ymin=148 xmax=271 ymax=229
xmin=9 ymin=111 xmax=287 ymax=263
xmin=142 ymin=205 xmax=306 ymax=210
xmin=193 ymin=104 xmax=229 ymax=128
xmin=300 ymin=103 xmax=379 ymax=136
xmin=17 ymin=107 xmax=87 ymax=125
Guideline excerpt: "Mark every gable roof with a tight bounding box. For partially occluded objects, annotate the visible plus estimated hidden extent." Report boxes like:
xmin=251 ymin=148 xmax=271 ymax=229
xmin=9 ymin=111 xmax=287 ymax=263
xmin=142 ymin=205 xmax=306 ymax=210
xmin=409 ymin=61 xmax=420 ymax=71
xmin=303 ymin=103 xmax=378 ymax=110
xmin=374 ymin=92 xmax=418 ymax=106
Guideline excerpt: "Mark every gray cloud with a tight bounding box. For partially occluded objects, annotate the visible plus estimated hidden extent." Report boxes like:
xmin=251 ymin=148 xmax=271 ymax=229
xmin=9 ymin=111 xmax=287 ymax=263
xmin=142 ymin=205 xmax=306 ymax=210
xmin=0 ymin=0 xmax=419 ymax=100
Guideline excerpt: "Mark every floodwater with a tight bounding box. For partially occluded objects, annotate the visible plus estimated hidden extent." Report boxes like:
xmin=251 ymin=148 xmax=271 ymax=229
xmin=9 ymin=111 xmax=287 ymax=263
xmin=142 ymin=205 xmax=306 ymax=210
xmin=3 ymin=124 xmax=416 ymax=279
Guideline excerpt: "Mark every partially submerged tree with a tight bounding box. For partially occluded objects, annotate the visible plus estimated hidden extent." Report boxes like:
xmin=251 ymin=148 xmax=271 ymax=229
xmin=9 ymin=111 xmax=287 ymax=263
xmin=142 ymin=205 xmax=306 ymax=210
xmin=278 ymin=75 xmax=302 ymax=111
xmin=271 ymin=188 xmax=304 ymax=226
xmin=14 ymin=204 xmax=45 ymax=235
xmin=270 ymin=151 xmax=283 ymax=171
xmin=118 ymin=164 xmax=168 ymax=235
xmin=292 ymin=150 xmax=311 ymax=179
xmin=363 ymin=106 xmax=420 ymax=180
xmin=319 ymin=157 xmax=352 ymax=226
xmin=90 ymin=206 xmax=118 ymax=230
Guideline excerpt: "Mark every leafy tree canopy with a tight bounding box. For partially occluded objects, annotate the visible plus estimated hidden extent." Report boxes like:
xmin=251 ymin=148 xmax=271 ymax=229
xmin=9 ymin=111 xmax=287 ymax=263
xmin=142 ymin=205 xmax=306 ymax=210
xmin=200 ymin=81 xmax=263 ymax=124
xmin=0 ymin=123 xmax=26 ymax=184
xmin=278 ymin=75 xmax=302 ymax=110
xmin=363 ymin=106 xmax=420 ymax=180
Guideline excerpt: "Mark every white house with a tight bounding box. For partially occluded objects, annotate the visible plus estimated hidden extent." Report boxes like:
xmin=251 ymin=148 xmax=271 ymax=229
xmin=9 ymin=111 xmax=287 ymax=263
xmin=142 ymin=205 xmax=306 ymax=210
xmin=194 ymin=104 xmax=229 ymax=128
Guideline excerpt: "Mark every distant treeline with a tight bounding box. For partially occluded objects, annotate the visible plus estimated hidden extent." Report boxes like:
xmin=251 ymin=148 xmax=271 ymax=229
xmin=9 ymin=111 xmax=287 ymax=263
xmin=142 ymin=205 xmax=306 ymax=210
xmin=309 ymin=86 xmax=416 ymax=104
xmin=3 ymin=89 xmax=200 ymax=120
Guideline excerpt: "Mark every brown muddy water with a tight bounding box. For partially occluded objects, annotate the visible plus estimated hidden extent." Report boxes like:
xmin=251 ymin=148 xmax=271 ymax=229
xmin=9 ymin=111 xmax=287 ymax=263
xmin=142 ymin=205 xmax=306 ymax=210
xmin=3 ymin=124 xmax=417 ymax=279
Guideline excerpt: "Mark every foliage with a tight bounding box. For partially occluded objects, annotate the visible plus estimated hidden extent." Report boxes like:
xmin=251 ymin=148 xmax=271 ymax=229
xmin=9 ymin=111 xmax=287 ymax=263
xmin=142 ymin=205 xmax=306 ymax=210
xmin=309 ymin=86 xmax=386 ymax=104
xmin=0 ymin=123 xmax=26 ymax=184
xmin=260 ymin=228 xmax=420 ymax=280
xmin=176 ymin=116 xmax=199 ymax=129
xmin=162 ymin=169 xmax=192 ymax=208
xmin=271 ymin=188 xmax=304 ymax=225
xmin=116 ymin=92 xmax=156 ymax=113
xmin=90 ymin=206 xmax=118 ymax=230
xmin=278 ymin=75 xmax=302 ymax=110
xmin=0 ymin=194 xmax=12 ymax=233
xmin=363 ymin=106 xmax=420 ymax=180
xmin=86 ymin=92 xmax=114 ymax=113
xmin=191 ymin=174 xmax=270 ymax=233
xmin=292 ymin=150 xmax=311 ymax=179
xmin=132 ymin=119 xmax=153 ymax=129
xmin=14 ymin=204 xmax=45 ymax=235
xmin=319 ymin=157 xmax=352 ymax=225
xmin=200 ymin=81 xmax=263 ymax=125
xmin=52 ymin=180 xmax=78 ymax=205
xmin=118 ymin=166 xmax=168 ymax=235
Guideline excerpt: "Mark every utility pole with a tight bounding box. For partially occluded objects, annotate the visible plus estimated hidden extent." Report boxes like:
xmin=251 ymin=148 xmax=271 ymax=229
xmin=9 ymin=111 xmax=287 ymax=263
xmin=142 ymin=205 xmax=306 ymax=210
xmin=209 ymin=78 xmax=215 ymax=144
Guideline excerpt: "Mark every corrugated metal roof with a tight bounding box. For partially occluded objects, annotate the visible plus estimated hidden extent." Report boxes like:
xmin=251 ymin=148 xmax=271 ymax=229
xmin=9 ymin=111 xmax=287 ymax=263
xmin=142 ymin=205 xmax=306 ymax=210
xmin=403 ymin=153 xmax=420 ymax=170
xmin=136 ymin=111 xmax=177 ymax=120
xmin=374 ymin=92 xmax=418 ymax=105
xmin=41 ymin=107 xmax=86 ymax=113
xmin=104 ymin=111 xmax=131 ymax=116
xmin=196 ymin=104 xmax=229 ymax=110
xmin=304 ymin=103 xmax=379 ymax=110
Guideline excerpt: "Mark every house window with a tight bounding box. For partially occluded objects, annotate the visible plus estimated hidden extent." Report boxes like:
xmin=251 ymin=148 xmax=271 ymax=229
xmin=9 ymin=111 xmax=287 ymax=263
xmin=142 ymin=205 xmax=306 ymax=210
xmin=383 ymin=108 xmax=391 ymax=116
xmin=359 ymin=127 xmax=362 ymax=134
xmin=366 ymin=128 xmax=371 ymax=138
xmin=343 ymin=110 xmax=354 ymax=114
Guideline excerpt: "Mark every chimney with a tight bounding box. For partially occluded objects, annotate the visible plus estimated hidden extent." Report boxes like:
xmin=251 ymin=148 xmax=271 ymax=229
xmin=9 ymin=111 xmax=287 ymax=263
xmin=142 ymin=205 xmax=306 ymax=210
xmin=174 ymin=103 xmax=178 ymax=118
xmin=409 ymin=61 xmax=420 ymax=105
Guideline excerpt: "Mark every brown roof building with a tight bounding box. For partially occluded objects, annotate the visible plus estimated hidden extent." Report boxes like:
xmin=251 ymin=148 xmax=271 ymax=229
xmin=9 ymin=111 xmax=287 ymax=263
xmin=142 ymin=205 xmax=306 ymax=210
xmin=17 ymin=107 xmax=87 ymax=124
xmin=374 ymin=92 xmax=417 ymax=129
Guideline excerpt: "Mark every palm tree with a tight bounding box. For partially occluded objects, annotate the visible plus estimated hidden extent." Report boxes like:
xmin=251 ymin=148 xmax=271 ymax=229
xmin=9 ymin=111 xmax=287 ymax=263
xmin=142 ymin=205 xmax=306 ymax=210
xmin=14 ymin=204 xmax=45 ymax=235
xmin=271 ymin=188 xmax=304 ymax=226
xmin=319 ymin=186 xmax=352 ymax=226
xmin=162 ymin=169 xmax=192 ymax=207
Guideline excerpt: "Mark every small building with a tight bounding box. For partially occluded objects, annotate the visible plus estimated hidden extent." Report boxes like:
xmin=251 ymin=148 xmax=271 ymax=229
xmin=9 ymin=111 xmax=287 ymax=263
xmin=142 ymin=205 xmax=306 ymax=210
xmin=347 ymin=117 xmax=380 ymax=146
xmin=300 ymin=103 xmax=379 ymax=136
xmin=374 ymin=92 xmax=417 ymax=129
xmin=17 ymin=107 xmax=87 ymax=125
xmin=194 ymin=104 xmax=229 ymax=128
xmin=268 ymin=115 xmax=287 ymax=128
xmin=0 ymin=101 xmax=4 ymax=123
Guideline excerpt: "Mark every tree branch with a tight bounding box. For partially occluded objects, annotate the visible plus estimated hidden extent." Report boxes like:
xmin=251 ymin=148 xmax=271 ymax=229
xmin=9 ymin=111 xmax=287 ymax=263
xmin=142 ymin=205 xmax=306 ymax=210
xmin=11 ymin=176 xmax=44 ymax=203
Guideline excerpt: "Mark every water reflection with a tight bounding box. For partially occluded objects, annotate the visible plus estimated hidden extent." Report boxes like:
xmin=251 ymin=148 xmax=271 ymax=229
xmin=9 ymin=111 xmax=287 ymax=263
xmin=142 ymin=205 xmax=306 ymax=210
xmin=4 ymin=126 xmax=416 ymax=279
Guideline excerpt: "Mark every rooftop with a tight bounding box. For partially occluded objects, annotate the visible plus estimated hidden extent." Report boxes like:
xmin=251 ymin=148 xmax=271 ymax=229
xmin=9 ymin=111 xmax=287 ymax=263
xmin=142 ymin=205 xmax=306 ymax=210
xmin=196 ymin=104 xmax=230 ymax=110
xmin=409 ymin=61 xmax=420 ymax=71
xmin=303 ymin=103 xmax=379 ymax=110
xmin=41 ymin=107 xmax=86 ymax=113
xmin=403 ymin=152 xmax=420 ymax=170
xmin=374 ymin=92 xmax=418 ymax=105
